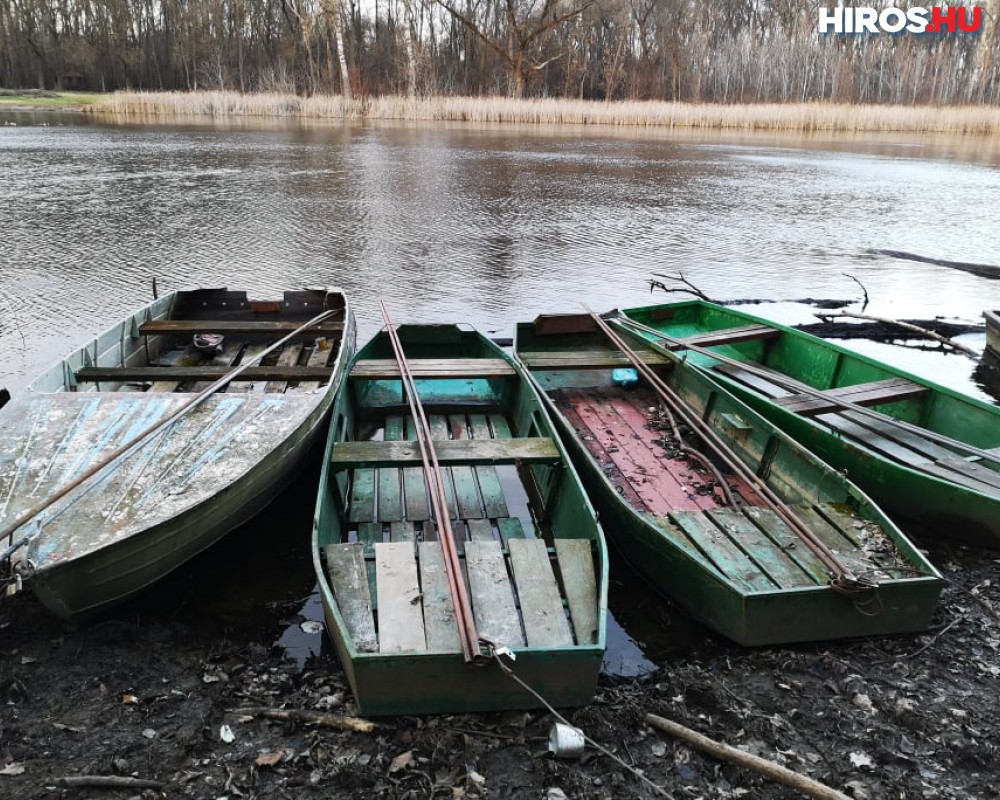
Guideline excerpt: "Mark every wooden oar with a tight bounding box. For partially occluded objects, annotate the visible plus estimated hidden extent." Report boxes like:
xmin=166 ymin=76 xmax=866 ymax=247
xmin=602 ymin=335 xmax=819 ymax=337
xmin=614 ymin=314 xmax=1000 ymax=471
xmin=0 ymin=308 xmax=338 ymax=565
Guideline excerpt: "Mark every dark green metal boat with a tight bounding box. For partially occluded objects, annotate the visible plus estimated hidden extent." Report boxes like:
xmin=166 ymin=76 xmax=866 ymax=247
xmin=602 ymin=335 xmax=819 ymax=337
xmin=514 ymin=313 xmax=943 ymax=647
xmin=618 ymin=300 xmax=1000 ymax=548
xmin=313 ymin=324 xmax=608 ymax=716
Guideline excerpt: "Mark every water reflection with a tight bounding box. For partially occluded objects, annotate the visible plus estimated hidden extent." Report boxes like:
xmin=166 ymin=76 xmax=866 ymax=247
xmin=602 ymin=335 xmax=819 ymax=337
xmin=3 ymin=112 xmax=999 ymax=669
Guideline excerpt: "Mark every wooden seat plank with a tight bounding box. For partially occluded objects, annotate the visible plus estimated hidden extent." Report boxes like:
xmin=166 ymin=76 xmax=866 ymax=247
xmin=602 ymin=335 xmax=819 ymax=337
xmin=375 ymin=542 xmax=427 ymax=653
xmin=554 ymin=539 xmax=599 ymax=645
xmin=324 ymin=544 xmax=378 ymax=653
xmin=348 ymin=469 xmax=376 ymax=523
xmin=377 ymin=417 xmax=405 ymax=522
xmin=775 ymin=377 xmax=927 ymax=416
xmin=469 ymin=414 xmax=509 ymax=518
xmin=417 ymin=542 xmax=462 ymax=653
xmin=707 ymin=508 xmax=817 ymax=588
xmin=465 ymin=540 xmax=525 ymax=648
xmin=508 ymin=539 xmax=573 ymax=648
xmin=670 ymin=511 xmax=777 ymax=592
xmin=668 ymin=324 xmax=779 ymax=350
xmin=329 ymin=437 xmax=562 ymax=469
xmin=742 ymin=507 xmax=831 ymax=584
xmin=140 ymin=319 xmax=343 ymax=335
xmin=350 ymin=358 xmax=516 ymax=380
xmin=520 ymin=350 xmax=669 ymax=369
xmin=76 ymin=365 xmax=333 ymax=383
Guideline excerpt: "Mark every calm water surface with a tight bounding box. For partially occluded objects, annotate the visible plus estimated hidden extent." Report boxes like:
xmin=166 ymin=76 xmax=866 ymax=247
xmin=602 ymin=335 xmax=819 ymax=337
xmin=2 ymin=112 xmax=998 ymax=672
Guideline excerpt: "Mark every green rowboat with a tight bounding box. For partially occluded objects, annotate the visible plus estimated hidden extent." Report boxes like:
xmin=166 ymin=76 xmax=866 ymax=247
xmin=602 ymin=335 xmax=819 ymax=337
xmin=514 ymin=313 xmax=943 ymax=647
xmin=618 ymin=300 xmax=1000 ymax=548
xmin=313 ymin=324 xmax=608 ymax=716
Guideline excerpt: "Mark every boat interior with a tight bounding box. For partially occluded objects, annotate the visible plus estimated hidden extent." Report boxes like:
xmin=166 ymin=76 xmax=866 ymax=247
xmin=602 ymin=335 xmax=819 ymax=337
xmin=515 ymin=314 xmax=924 ymax=598
xmin=620 ymin=304 xmax=1000 ymax=498
xmin=49 ymin=288 xmax=348 ymax=396
xmin=318 ymin=326 xmax=601 ymax=658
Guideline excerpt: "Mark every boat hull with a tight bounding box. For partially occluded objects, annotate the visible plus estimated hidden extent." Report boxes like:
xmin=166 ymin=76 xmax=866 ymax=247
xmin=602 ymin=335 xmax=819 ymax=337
xmin=313 ymin=324 xmax=608 ymax=716
xmin=515 ymin=316 xmax=943 ymax=647
xmin=2 ymin=288 xmax=355 ymax=620
xmin=620 ymin=301 xmax=1000 ymax=548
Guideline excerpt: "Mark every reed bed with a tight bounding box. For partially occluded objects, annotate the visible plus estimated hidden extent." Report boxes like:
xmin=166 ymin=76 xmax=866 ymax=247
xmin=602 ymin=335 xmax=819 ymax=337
xmin=91 ymin=91 xmax=1000 ymax=135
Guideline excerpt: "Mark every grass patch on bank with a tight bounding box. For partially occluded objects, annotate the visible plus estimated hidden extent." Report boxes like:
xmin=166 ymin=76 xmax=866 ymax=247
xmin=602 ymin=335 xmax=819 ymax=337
xmin=89 ymin=90 xmax=1000 ymax=134
xmin=0 ymin=90 xmax=101 ymax=108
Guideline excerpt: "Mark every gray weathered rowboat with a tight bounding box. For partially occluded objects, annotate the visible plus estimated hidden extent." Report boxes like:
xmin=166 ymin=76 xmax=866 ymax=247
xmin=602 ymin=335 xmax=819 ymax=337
xmin=313 ymin=323 xmax=608 ymax=716
xmin=1 ymin=287 xmax=355 ymax=620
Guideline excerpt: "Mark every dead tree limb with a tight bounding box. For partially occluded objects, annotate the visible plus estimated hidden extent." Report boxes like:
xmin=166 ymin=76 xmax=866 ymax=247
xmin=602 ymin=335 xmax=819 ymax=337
xmin=842 ymin=273 xmax=869 ymax=311
xmin=232 ymin=706 xmax=377 ymax=732
xmin=650 ymin=272 xmax=714 ymax=301
xmin=646 ymin=714 xmax=851 ymax=800
xmin=56 ymin=775 xmax=165 ymax=789
xmin=816 ymin=311 xmax=980 ymax=359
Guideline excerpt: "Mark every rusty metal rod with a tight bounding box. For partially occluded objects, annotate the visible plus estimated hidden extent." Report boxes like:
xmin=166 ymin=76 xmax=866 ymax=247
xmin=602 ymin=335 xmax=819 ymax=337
xmin=1 ymin=308 xmax=339 ymax=561
xmin=377 ymin=301 xmax=482 ymax=663
xmin=615 ymin=314 xmax=1000 ymax=471
xmin=585 ymin=307 xmax=855 ymax=584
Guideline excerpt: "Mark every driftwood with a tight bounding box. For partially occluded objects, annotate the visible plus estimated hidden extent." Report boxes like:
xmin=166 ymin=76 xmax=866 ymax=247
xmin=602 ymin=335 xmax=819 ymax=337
xmin=56 ymin=775 xmax=165 ymax=789
xmin=649 ymin=273 xmax=853 ymax=310
xmin=646 ymin=714 xmax=851 ymax=800
xmin=816 ymin=311 xmax=980 ymax=359
xmin=870 ymin=249 xmax=1000 ymax=280
xmin=232 ymin=706 xmax=377 ymax=732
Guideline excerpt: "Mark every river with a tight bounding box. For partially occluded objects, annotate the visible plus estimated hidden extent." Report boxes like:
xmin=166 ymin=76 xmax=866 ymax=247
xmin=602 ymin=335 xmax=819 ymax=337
xmin=1 ymin=110 xmax=998 ymax=672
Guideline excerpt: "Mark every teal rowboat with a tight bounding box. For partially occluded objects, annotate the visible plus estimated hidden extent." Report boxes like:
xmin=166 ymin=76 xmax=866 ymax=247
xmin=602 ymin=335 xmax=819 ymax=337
xmin=619 ymin=300 xmax=1000 ymax=548
xmin=313 ymin=324 xmax=608 ymax=716
xmin=1 ymin=288 xmax=354 ymax=620
xmin=514 ymin=314 xmax=942 ymax=647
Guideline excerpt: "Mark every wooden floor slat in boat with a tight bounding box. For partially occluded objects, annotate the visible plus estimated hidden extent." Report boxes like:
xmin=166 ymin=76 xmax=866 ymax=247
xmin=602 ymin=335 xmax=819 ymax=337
xmin=793 ymin=505 xmax=888 ymax=581
xmin=376 ymin=542 xmax=426 ymax=653
xmin=417 ymin=541 xmax=462 ymax=653
xmin=449 ymin=415 xmax=486 ymax=519
xmin=469 ymin=414 xmax=509 ymax=518
xmin=707 ymin=508 xmax=819 ymax=587
xmin=508 ymin=539 xmax=573 ymax=648
xmin=325 ymin=543 xmax=378 ymax=653
xmin=377 ymin=417 xmax=405 ymax=522
xmin=466 ymin=540 xmax=525 ymax=648
xmin=403 ymin=418 xmax=431 ymax=520
xmin=554 ymin=539 xmax=599 ymax=645
xmin=670 ymin=511 xmax=777 ymax=592
xmin=742 ymin=507 xmax=832 ymax=584
xmin=553 ymin=386 xmax=719 ymax=515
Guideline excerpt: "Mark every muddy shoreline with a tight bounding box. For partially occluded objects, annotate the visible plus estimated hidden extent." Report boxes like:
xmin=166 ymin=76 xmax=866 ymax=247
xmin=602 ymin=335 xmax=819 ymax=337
xmin=2 ymin=493 xmax=998 ymax=800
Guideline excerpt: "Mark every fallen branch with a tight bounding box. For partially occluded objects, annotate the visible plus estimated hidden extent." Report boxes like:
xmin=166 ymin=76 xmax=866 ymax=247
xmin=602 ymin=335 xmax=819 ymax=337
xmin=816 ymin=311 xmax=980 ymax=359
xmin=56 ymin=775 xmax=165 ymax=789
xmin=842 ymin=273 xmax=869 ymax=312
xmin=646 ymin=714 xmax=851 ymax=800
xmin=232 ymin=707 xmax=377 ymax=733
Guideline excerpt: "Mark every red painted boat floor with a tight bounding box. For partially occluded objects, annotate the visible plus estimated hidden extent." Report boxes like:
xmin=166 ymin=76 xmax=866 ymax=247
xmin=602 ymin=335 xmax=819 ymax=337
xmin=551 ymin=386 xmax=728 ymax=516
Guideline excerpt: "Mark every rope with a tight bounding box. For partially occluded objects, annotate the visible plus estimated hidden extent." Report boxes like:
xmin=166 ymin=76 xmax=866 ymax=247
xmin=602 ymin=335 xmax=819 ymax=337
xmin=487 ymin=646 xmax=674 ymax=799
xmin=377 ymin=301 xmax=483 ymax=664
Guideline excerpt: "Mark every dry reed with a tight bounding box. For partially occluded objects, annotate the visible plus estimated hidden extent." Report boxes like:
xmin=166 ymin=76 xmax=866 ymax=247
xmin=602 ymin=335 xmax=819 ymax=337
xmin=90 ymin=91 xmax=1000 ymax=135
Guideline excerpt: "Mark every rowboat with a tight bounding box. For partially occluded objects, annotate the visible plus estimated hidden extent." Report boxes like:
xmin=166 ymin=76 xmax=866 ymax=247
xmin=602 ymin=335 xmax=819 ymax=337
xmin=1 ymin=288 xmax=354 ymax=620
xmin=986 ymin=309 xmax=1000 ymax=360
xmin=617 ymin=300 xmax=1000 ymax=548
xmin=514 ymin=313 xmax=943 ymax=647
xmin=313 ymin=323 xmax=607 ymax=716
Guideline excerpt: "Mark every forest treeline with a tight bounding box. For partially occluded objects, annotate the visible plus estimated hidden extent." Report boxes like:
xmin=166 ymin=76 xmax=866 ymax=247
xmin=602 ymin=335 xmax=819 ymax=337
xmin=2 ymin=0 xmax=999 ymax=105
